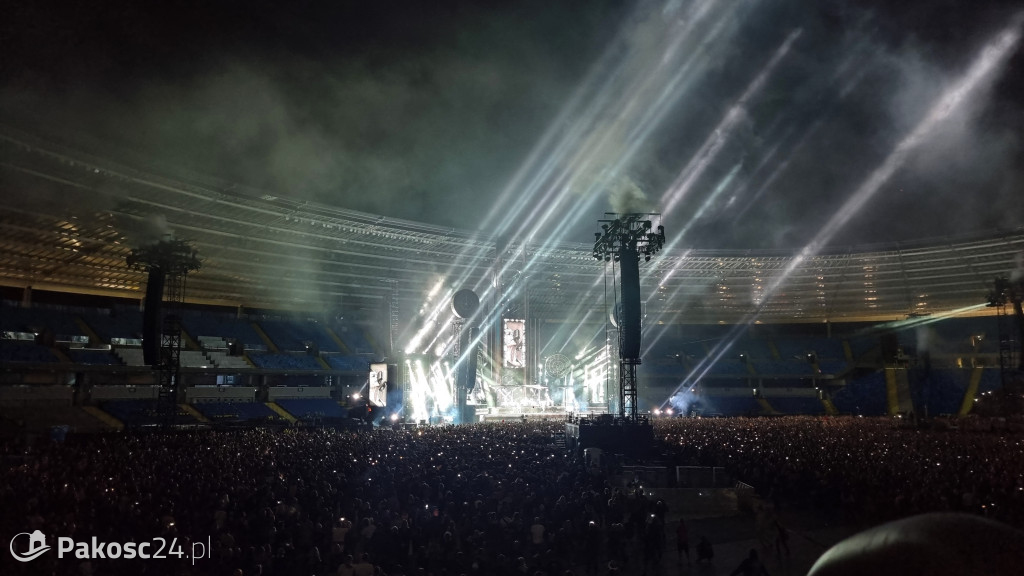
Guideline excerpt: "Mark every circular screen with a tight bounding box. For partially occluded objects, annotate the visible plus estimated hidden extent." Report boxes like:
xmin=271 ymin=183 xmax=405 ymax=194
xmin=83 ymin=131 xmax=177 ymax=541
xmin=545 ymin=354 xmax=571 ymax=378
xmin=451 ymin=288 xmax=480 ymax=319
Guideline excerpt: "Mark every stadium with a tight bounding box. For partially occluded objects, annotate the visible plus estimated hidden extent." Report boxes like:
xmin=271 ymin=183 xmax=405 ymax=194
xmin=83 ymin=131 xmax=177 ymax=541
xmin=2 ymin=125 xmax=1022 ymax=426
xmin=3 ymin=1 xmax=1024 ymax=575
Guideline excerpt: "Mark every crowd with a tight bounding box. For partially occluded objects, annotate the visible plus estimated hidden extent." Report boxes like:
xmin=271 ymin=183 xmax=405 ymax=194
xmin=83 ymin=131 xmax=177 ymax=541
xmin=1 ymin=423 xmax=665 ymax=576
xmin=656 ymin=416 xmax=1024 ymax=528
xmin=2 ymin=416 xmax=1023 ymax=576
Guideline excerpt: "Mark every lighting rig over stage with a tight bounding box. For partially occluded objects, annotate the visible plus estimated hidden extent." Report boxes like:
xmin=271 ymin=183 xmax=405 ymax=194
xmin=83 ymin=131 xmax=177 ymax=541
xmin=593 ymin=215 xmax=666 ymax=263
xmin=593 ymin=213 xmax=665 ymax=421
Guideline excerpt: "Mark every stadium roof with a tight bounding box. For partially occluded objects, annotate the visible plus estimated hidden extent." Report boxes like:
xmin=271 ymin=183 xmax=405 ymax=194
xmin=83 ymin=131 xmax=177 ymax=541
xmin=1 ymin=126 xmax=1021 ymax=326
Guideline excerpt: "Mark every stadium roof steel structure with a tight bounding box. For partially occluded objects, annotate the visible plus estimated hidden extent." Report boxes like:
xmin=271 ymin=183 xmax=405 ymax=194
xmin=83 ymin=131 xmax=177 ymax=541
xmin=1 ymin=125 xmax=1021 ymax=326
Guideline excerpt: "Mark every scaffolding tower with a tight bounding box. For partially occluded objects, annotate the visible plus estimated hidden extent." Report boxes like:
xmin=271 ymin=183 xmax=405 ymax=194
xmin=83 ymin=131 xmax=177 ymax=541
xmin=127 ymin=239 xmax=201 ymax=425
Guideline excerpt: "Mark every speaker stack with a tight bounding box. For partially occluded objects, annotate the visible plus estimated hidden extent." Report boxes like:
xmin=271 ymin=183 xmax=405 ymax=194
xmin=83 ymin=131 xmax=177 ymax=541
xmin=618 ymin=245 xmax=642 ymax=360
xmin=142 ymin=267 xmax=165 ymax=366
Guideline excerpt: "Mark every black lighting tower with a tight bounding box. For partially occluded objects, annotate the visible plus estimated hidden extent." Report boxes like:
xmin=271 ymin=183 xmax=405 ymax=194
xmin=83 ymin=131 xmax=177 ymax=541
xmin=985 ymin=276 xmax=1024 ymax=415
xmin=593 ymin=213 xmax=665 ymax=421
xmin=127 ymin=239 xmax=201 ymax=424
xmin=452 ymin=288 xmax=481 ymax=424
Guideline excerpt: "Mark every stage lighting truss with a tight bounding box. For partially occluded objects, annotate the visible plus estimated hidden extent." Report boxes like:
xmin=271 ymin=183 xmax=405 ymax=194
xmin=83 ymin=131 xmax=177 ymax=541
xmin=593 ymin=213 xmax=666 ymax=262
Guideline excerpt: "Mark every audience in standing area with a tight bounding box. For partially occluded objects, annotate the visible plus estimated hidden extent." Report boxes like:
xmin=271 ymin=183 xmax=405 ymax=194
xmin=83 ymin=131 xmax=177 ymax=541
xmin=1 ymin=414 xmax=1022 ymax=576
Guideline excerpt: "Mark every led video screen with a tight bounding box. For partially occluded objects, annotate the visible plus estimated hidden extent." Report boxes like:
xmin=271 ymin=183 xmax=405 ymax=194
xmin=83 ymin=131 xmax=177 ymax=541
xmin=369 ymin=362 xmax=388 ymax=407
xmin=503 ymin=319 xmax=525 ymax=368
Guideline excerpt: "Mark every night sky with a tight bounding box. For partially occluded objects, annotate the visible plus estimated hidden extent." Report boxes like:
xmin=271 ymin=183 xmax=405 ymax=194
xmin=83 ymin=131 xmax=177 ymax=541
xmin=2 ymin=0 xmax=1023 ymax=251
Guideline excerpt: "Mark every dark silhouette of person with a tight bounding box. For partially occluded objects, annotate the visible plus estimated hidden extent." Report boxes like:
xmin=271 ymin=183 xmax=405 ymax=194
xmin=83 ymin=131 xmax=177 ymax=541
xmin=676 ymin=518 xmax=690 ymax=563
xmin=697 ymin=535 xmax=714 ymax=563
xmin=730 ymin=549 xmax=770 ymax=576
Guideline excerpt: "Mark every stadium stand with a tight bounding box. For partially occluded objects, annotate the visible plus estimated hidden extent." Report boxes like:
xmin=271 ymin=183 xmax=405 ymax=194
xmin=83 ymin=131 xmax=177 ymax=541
xmin=700 ymin=356 xmax=749 ymax=375
xmin=324 ymin=355 xmax=370 ymax=371
xmin=191 ymin=401 xmax=280 ymax=423
xmin=275 ymin=398 xmax=348 ymax=420
xmin=817 ymin=359 xmax=850 ymax=375
xmin=0 ymin=303 xmax=86 ymax=340
xmin=196 ymin=335 xmax=229 ymax=350
xmin=81 ymin=307 xmax=144 ymax=342
xmin=179 ymin=350 xmax=213 ymax=368
xmin=831 ymin=371 xmax=889 ymax=416
xmin=179 ymin=309 xmax=266 ymax=349
xmin=846 ymin=334 xmax=879 ymax=361
xmin=918 ymin=317 xmax=1000 ymax=355
xmin=248 ymin=353 xmax=324 ymax=371
xmin=773 ymin=336 xmax=846 ymax=361
xmin=67 ymin=348 xmax=122 ymax=365
xmin=733 ymin=337 xmax=775 ymax=360
xmin=0 ymin=405 xmax=112 ymax=433
xmin=0 ymin=340 xmax=58 ymax=363
xmin=977 ymin=368 xmax=1002 ymax=393
xmin=752 ymin=359 xmax=815 ymax=376
xmin=642 ymin=363 xmax=687 ymax=377
xmin=700 ymin=395 xmax=762 ymax=416
xmin=114 ymin=347 xmax=148 ymax=366
xmin=98 ymin=400 xmax=202 ymax=427
xmin=768 ymin=396 xmax=826 ymax=415
xmin=705 ymin=358 xmax=750 ymax=376
xmin=257 ymin=318 xmax=340 ymax=353
xmin=205 ymin=350 xmax=252 ymax=369
xmin=933 ymin=369 xmax=973 ymax=415
xmin=678 ymin=339 xmax=710 ymax=358
xmin=331 ymin=321 xmax=376 ymax=354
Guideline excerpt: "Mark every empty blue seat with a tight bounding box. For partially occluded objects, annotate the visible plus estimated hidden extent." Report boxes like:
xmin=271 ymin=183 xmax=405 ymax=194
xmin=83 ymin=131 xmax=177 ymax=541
xmin=276 ymin=398 xmax=347 ymax=419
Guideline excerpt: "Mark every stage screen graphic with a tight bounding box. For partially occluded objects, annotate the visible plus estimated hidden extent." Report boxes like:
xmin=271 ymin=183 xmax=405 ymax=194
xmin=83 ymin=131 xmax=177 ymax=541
xmin=369 ymin=363 xmax=388 ymax=407
xmin=503 ymin=319 xmax=525 ymax=368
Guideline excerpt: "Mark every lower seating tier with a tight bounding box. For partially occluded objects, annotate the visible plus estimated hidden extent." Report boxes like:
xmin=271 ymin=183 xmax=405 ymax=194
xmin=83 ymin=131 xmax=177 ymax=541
xmin=192 ymin=401 xmax=281 ymax=423
xmin=275 ymin=398 xmax=348 ymax=420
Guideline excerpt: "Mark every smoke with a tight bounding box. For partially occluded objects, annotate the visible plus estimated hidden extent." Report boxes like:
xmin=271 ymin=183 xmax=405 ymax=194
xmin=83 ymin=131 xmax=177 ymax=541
xmin=0 ymin=165 xmax=118 ymax=217
xmin=1 ymin=0 xmax=1022 ymax=251
xmin=1012 ymin=250 xmax=1024 ymax=283
xmin=114 ymin=213 xmax=174 ymax=247
xmin=857 ymin=24 xmax=1024 ymax=242
xmin=667 ymin=388 xmax=699 ymax=415
xmin=915 ymin=326 xmax=932 ymax=355
xmin=608 ymin=176 xmax=650 ymax=214
xmin=0 ymin=1 xmax=624 ymax=234
xmin=0 ymin=153 xmax=177 ymax=251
